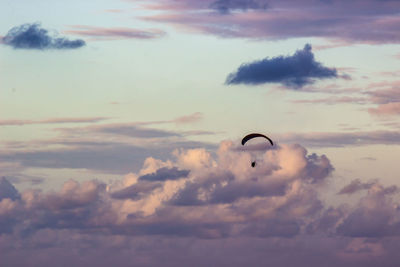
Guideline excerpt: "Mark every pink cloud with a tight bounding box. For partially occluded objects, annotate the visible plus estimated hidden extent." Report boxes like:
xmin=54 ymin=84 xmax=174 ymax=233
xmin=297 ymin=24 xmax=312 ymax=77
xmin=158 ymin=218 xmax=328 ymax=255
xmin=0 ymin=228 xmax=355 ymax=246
xmin=369 ymin=102 xmax=400 ymax=116
xmin=172 ymin=112 xmax=203 ymax=124
xmin=65 ymin=25 xmax=166 ymax=40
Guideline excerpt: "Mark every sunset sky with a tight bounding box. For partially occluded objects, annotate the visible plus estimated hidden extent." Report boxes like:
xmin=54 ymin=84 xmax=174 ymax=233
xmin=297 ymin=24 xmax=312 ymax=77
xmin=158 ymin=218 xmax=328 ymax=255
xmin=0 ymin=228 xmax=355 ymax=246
xmin=1 ymin=0 xmax=400 ymax=266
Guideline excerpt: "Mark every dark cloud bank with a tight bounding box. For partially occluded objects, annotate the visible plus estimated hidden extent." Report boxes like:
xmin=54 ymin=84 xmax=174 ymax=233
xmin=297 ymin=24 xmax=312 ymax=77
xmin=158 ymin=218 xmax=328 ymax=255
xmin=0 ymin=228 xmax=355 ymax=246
xmin=1 ymin=141 xmax=400 ymax=266
xmin=2 ymin=23 xmax=85 ymax=50
xmin=226 ymin=44 xmax=338 ymax=88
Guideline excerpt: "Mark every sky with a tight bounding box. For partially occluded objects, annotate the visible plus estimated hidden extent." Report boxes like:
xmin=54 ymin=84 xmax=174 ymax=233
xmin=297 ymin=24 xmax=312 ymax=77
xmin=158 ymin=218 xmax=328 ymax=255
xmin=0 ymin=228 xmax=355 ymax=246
xmin=1 ymin=0 xmax=400 ymax=266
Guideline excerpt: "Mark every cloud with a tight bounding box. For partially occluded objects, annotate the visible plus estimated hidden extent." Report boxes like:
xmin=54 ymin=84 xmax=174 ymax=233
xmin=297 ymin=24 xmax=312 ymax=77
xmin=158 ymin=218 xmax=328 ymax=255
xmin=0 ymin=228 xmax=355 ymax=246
xmin=338 ymin=179 xmax=376 ymax=195
xmin=0 ymin=117 xmax=109 ymax=126
xmin=293 ymin=96 xmax=367 ymax=105
xmin=0 ymin=141 xmax=334 ymax=238
xmin=111 ymin=181 xmax=162 ymax=200
xmin=0 ymin=132 xmax=215 ymax=174
xmin=369 ymin=102 xmax=400 ymax=116
xmin=363 ymin=84 xmax=400 ymax=116
xmin=278 ymin=130 xmax=400 ymax=147
xmin=0 ymin=177 xmax=20 ymax=201
xmin=2 ymin=139 xmax=400 ymax=266
xmin=138 ymin=167 xmax=190 ymax=182
xmin=64 ymin=25 xmax=166 ymax=40
xmin=292 ymin=81 xmax=400 ymax=118
xmin=337 ymin=183 xmax=400 ymax=238
xmin=3 ymin=23 xmax=85 ymax=50
xmin=170 ymin=143 xmax=333 ymax=205
xmin=172 ymin=112 xmax=203 ymax=124
xmin=99 ymin=125 xmax=181 ymax=138
xmin=210 ymin=0 xmax=268 ymax=14
xmin=0 ymin=143 xmax=179 ymax=174
xmin=144 ymin=0 xmax=400 ymax=44
xmin=226 ymin=44 xmax=338 ymax=88
xmin=4 ymin=175 xmax=44 ymax=186
xmin=0 ymin=116 xmax=219 ymax=174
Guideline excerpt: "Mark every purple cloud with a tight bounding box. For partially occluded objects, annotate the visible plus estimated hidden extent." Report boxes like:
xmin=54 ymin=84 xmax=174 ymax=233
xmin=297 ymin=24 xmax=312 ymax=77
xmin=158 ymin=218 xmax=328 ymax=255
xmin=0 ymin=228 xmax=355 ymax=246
xmin=226 ymin=44 xmax=338 ymax=88
xmin=2 ymin=141 xmax=400 ymax=266
xmin=0 ymin=177 xmax=20 ymax=201
xmin=111 ymin=181 xmax=162 ymax=200
xmin=337 ymin=183 xmax=400 ymax=238
xmin=138 ymin=167 xmax=190 ymax=182
xmin=142 ymin=0 xmax=400 ymax=44
xmin=278 ymin=130 xmax=400 ymax=147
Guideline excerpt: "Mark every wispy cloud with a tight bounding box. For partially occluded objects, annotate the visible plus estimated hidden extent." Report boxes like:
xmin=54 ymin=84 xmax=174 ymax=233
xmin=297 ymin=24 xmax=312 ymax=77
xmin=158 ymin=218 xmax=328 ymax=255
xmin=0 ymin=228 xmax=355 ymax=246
xmin=369 ymin=102 xmax=400 ymax=116
xmin=293 ymin=80 xmax=400 ymax=118
xmin=292 ymin=96 xmax=366 ymax=105
xmin=278 ymin=130 xmax=400 ymax=148
xmin=2 ymin=23 xmax=85 ymax=50
xmin=172 ymin=112 xmax=203 ymax=124
xmin=65 ymin=25 xmax=166 ymax=40
xmin=0 ymin=117 xmax=109 ymax=126
xmin=98 ymin=125 xmax=181 ymax=138
xmin=226 ymin=44 xmax=338 ymax=88
xmin=0 ymin=118 xmax=216 ymax=174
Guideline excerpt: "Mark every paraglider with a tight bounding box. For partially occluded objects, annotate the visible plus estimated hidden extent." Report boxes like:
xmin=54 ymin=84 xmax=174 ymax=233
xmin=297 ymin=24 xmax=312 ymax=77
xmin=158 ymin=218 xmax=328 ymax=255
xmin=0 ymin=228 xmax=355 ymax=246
xmin=241 ymin=133 xmax=274 ymax=167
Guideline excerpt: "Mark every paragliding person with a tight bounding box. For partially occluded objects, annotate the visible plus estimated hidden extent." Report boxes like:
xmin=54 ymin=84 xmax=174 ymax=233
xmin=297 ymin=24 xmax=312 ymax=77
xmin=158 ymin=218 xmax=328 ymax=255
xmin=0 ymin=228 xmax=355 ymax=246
xmin=241 ymin=133 xmax=273 ymax=168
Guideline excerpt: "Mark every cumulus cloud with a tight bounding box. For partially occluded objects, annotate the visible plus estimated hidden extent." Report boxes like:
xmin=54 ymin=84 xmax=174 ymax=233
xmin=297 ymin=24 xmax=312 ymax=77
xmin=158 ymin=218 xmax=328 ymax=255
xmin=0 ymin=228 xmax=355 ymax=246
xmin=2 ymin=139 xmax=400 ymax=266
xmin=337 ymin=183 xmax=400 ymax=238
xmin=226 ymin=44 xmax=338 ymax=88
xmin=0 ymin=141 xmax=334 ymax=238
xmin=3 ymin=23 xmax=85 ymax=50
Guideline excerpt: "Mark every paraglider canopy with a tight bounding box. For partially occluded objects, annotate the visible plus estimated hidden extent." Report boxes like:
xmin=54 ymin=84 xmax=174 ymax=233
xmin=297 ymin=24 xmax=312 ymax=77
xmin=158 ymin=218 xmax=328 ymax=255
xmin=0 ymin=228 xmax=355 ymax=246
xmin=241 ymin=133 xmax=274 ymax=167
xmin=241 ymin=133 xmax=273 ymax=146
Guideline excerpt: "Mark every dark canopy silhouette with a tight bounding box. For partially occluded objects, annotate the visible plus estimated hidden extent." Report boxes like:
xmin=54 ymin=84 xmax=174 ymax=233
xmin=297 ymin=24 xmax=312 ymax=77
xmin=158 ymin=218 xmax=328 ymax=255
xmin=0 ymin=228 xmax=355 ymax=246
xmin=241 ymin=133 xmax=273 ymax=146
